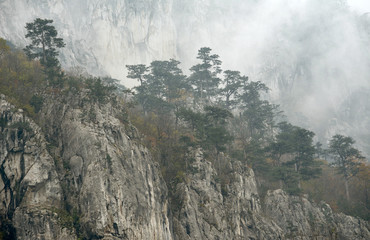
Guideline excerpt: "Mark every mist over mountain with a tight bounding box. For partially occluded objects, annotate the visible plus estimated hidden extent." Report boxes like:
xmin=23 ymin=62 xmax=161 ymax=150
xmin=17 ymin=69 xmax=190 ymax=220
xmin=0 ymin=0 xmax=369 ymax=156
xmin=1 ymin=1 xmax=370 ymax=239
xmin=0 ymin=0 xmax=177 ymax=79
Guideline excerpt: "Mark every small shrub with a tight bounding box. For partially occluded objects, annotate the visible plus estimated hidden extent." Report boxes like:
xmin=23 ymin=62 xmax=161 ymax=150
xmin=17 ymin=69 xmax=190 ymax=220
xmin=85 ymin=77 xmax=116 ymax=103
xmin=29 ymin=95 xmax=43 ymax=113
xmin=9 ymin=121 xmax=32 ymax=133
xmin=21 ymin=104 xmax=36 ymax=118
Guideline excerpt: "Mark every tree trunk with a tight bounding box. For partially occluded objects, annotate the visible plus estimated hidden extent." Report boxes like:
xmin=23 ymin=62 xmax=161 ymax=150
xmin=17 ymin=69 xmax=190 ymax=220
xmin=295 ymin=163 xmax=301 ymax=189
xmin=345 ymin=178 xmax=350 ymax=202
xmin=41 ymin=32 xmax=46 ymax=64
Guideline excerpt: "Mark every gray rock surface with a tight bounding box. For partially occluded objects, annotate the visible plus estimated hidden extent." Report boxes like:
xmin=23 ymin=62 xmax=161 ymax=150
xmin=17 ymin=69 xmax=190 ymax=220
xmin=265 ymin=189 xmax=370 ymax=240
xmin=38 ymin=92 xmax=173 ymax=239
xmin=172 ymin=149 xmax=369 ymax=240
xmin=172 ymin=150 xmax=283 ymax=240
xmin=0 ymin=95 xmax=76 ymax=239
xmin=0 ymin=93 xmax=369 ymax=239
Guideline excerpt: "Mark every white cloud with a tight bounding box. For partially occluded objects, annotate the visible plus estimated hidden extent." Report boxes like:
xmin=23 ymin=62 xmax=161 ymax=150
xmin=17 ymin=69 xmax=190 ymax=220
xmin=347 ymin=0 xmax=370 ymax=13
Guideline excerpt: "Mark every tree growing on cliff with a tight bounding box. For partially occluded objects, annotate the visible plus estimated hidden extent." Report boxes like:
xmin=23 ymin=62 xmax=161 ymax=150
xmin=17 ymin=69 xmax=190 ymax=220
xmin=126 ymin=64 xmax=148 ymax=86
xmin=188 ymin=47 xmax=222 ymax=103
xmin=238 ymin=81 xmax=277 ymax=139
xmin=219 ymin=70 xmax=245 ymax=109
xmin=329 ymin=134 xmax=365 ymax=201
xmin=0 ymin=38 xmax=10 ymax=59
xmin=268 ymin=122 xmax=321 ymax=193
xmin=24 ymin=18 xmax=65 ymax=86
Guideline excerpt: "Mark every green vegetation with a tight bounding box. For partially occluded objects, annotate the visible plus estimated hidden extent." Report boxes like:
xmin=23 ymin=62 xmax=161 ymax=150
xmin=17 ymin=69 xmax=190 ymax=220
xmin=266 ymin=122 xmax=322 ymax=194
xmin=85 ymin=77 xmax=116 ymax=103
xmin=125 ymin=47 xmax=368 ymax=219
xmin=0 ymin=18 xmax=118 ymax=117
xmin=9 ymin=121 xmax=33 ymax=133
xmin=29 ymin=95 xmax=43 ymax=113
xmin=0 ymin=18 xmax=368 ymax=222
xmin=0 ymin=37 xmax=45 ymax=116
xmin=188 ymin=47 xmax=222 ymax=103
xmin=329 ymin=135 xmax=365 ymax=201
xmin=24 ymin=18 xmax=65 ymax=86
xmin=51 ymin=207 xmax=81 ymax=236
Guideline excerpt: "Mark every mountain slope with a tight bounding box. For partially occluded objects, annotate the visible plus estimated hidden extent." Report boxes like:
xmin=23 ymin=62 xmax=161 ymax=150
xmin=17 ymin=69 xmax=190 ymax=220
xmin=1 ymin=93 xmax=369 ymax=239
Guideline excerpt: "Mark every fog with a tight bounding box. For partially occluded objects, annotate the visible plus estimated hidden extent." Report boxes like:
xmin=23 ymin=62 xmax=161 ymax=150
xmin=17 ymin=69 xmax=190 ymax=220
xmin=172 ymin=0 xmax=370 ymax=157
xmin=0 ymin=0 xmax=368 ymax=156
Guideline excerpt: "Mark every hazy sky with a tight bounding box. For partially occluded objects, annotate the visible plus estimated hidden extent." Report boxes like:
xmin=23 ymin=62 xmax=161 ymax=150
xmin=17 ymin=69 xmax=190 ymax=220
xmin=348 ymin=0 xmax=370 ymax=13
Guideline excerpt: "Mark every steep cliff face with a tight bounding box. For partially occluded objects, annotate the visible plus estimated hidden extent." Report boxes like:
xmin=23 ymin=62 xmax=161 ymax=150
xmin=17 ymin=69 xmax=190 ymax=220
xmin=0 ymin=0 xmax=177 ymax=85
xmin=0 ymin=95 xmax=76 ymax=239
xmin=265 ymin=189 xmax=370 ymax=239
xmin=171 ymin=151 xmax=283 ymax=239
xmin=38 ymin=91 xmax=173 ymax=239
xmin=1 ymin=94 xmax=369 ymax=239
xmin=171 ymin=150 xmax=370 ymax=240
xmin=0 ymin=93 xmax=172 ymax=239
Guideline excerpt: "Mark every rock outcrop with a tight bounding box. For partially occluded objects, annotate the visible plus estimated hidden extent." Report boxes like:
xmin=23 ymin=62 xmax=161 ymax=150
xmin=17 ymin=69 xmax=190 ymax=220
xmin=0 ymin=93 xmax=369 ymax=239
xmin=0 ymin=93 xmax=172 ymax=239
xmin=0 ymin=95 xmax=76 ymax=239
xmin=172 ymin=150 xmax=370 ymax=240
xmin=172 ymin=150 xmax=283 ymax=240
xmin=265 ymin=189 xmax=370 ymax=240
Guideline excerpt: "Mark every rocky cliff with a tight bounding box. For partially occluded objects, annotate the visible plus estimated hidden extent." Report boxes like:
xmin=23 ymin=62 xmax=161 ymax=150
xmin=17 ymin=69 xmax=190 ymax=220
xmin=0 ymin=93 xmax=172 ymax=239
xmin=1 ymin=93 xmax=368 ymax=239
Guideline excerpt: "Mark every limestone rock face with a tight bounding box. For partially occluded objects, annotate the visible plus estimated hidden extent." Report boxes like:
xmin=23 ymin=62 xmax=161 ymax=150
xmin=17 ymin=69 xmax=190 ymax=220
xmin=0 ymin=95 xmax=76 ymax=239
xmin=38 ymin=92 xmax=173 ymax=239
xmin=1 ymin=93 xmax=369 ymax=239
xmin=172 ymin=150 xmax=283 ymax=240
xmin=265 ymin=189 xmax=370 ymax=240
xmin=172 ymin=150 xmax=370 ymax=240
xmin=0 ymin=93 xmax=172 ymax=239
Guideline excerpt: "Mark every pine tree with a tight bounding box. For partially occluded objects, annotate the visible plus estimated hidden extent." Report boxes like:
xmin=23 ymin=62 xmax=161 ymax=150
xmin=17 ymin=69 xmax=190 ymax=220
xmin=24 ymin=18 xmax=65 ymax=67
xmin=24 ymin=18 xmax=65 ymax=86
xmin=329 ymin=134 xmax=365 ymax=201
xmin=188 ymin=47 xmax=222 ymax=103
xmin=268 ymin=122 xmax=322 ymax=193
xmin=219 ymin=70 xmax=246 ymax=109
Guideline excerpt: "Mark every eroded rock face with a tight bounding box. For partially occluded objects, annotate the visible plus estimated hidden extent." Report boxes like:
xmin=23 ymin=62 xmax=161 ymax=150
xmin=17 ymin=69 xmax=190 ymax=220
xmin=265 ymin=189 xmax=370 ymax=240
xmin=38 ymin=92 xmax=172 ymax=239
xmin=0 ymin=93 xmax=172 ymax=239
xmin=171 ymin=149 xmax=370 ymax=240
xmin=1 ymin=93 xmax=369 ymax=239
xmin=172 ymin=150 xmax=283 ymax=240
xmin=0 ymin=95 xmax=76 ymax=239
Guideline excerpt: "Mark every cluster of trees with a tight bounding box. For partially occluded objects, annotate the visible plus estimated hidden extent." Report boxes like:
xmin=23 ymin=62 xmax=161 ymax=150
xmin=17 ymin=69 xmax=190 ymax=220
xmin=0 ymin=37 xmax=45 ymax=116
xmin=0 ymin=18 xmax=367 ymax=220
xmin=0 ymin=18 xmax=119 ymax=118
xmin=302 ymin=153 xmax=369 ymax=220
xmin=125 ymin=46 xmax=367 ymax=218
xmin=125 ymin=48 xmax=312 ymax=191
